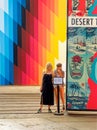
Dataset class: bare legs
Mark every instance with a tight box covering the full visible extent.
[60,86,65,106]
[39,105,51,110]
[40,104,43,110]
[37,93,52,113]
[54,87,58,105]
[54,86,65,110]
[48,105,51,109]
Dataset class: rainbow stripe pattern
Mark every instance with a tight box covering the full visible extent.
[0,0,66,85]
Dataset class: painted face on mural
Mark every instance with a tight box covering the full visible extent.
[70,55,84,79]
[68,28,85,79]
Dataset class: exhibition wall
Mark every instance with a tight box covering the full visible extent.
[0,0,66,85]
[67,0,97,110]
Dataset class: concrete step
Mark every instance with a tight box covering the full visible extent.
[0,96,40,98]
[0,93,60,114]
[0,106,57,110]
[0,110,57,114]
[0,101,40,103]
[0,94,40,96]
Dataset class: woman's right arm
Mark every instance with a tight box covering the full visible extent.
[40,71,45,92]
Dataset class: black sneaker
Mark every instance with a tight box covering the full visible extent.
[48,109,52,113]
[37,108,42,113]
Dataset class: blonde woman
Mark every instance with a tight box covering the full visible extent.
[37,63,54,113]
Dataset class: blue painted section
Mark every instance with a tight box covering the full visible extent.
[88,0,97,16]
[0,0,27,85]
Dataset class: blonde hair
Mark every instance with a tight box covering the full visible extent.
[45,62,53,72]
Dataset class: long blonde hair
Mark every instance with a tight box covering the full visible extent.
[45,62,53,73]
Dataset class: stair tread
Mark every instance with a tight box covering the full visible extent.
[0,93,63,114]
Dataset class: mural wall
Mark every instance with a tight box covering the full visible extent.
[67,0,97,110]
[0,0,66,85]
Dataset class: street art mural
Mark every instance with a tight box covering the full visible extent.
[0,0,66,85]
[67,0,97,110]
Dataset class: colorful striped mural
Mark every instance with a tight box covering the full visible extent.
[0,0,66,85]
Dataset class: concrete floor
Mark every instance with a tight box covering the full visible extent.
[0,87,97,130]
[0,113,97,130]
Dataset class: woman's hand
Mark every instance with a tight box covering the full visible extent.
[57,69,64,78]
[40,87,42,92]
[58,69,62,75]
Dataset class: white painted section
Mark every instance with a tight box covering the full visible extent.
[0,0,8,33]
[0,10,4,33]
[55,40,67,84]
[0,0,8,13]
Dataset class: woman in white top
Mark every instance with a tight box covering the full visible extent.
[54,63,65,111]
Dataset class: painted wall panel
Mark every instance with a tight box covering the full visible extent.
[0,0,66,85]
[67,0,97,111]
